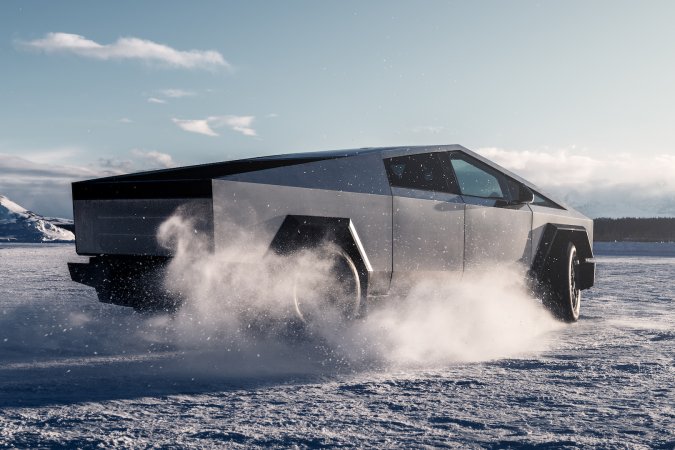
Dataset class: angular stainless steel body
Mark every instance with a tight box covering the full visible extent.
[69,144,595,308]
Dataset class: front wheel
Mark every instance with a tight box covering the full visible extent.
[293,248,362,323]
[543,242,581,322]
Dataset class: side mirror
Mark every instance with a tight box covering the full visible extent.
[514,185,534,204]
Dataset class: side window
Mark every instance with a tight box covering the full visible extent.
[384,152,458,193]
[450,157,505,199]
[532,191,564,209]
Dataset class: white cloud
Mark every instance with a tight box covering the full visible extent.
[477,147,675,218]
[147,97,166,104]
[172,118,218,137]
[20,32,230,70]
[160,88,195,98]
[213,116,257,137]
[172,115,256,137]
[131,149,177,169]
[119,117,133,123]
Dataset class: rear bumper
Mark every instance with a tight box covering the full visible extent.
[68,256,177,310]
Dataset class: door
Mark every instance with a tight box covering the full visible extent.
[385,152,465,291]
[448,154,533,270]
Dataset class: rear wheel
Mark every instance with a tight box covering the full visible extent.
[293,248,362,323]
[543,242,581,322]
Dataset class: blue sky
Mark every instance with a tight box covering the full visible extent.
[1,1,674,218]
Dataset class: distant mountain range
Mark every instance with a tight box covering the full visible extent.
[0,194,74,243]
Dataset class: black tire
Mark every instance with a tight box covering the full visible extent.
[293,248,362,323]
[543,242,581,322]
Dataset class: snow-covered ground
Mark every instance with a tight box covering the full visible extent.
[0,243,673,448]
[0,195,74,242]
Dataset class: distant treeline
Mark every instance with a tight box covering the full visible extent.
[594,218,675,242]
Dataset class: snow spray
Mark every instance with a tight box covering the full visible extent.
[154,213,562,371]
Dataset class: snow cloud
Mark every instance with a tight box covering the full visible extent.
[19,32,230,70]
[477,147,675,218]
[172,115,256,137]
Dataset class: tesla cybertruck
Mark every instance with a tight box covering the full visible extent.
[68,145,595,322]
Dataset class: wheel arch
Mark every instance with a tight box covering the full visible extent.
[531,223,595,290]
[269,215,372,290]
